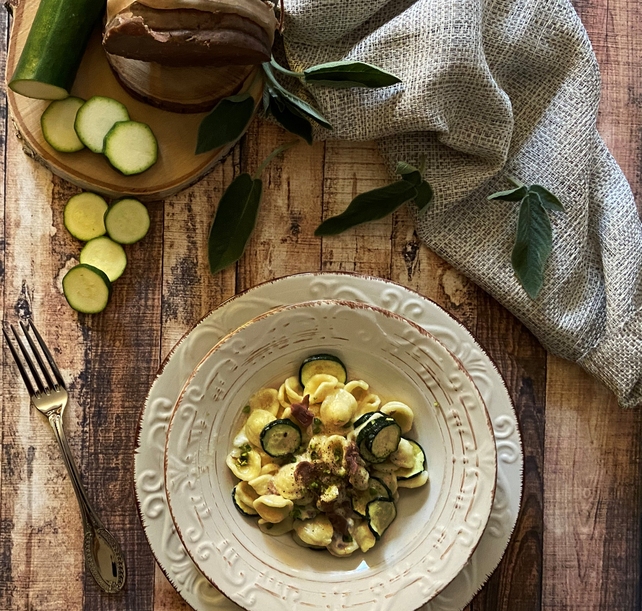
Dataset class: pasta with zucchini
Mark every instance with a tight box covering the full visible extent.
[226,354,428,556]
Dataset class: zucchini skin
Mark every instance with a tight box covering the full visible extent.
[10,0,106,99]
[299,354,347,386]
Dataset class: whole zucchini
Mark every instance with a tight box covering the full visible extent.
[9,0,106,100]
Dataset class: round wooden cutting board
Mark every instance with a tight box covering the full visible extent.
[5,0,261,202]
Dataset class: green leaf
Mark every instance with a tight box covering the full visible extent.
[196,93,255,155]
[266,92,313,144]
[511,194,553,299]
[208,173,263,274]
[529,185,564,212]
[262,63,333,130]
[414,181,434,210]
[303,61,401,88]
[488,185,528,201]
[396,161,422,186]
[315,180,417,236]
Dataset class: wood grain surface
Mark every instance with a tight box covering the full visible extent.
[1,1,641,610]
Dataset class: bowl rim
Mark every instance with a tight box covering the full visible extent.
[163,298,498,611]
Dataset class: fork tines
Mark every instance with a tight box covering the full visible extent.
[3,320,66,396]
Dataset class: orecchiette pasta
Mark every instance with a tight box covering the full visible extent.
[226,359,429,557]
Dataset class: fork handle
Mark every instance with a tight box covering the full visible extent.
[48,412,102,528]
[48,412,127,593]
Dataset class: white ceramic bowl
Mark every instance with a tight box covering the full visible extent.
[164,299,497,611]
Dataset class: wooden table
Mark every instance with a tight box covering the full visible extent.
[1,2,641,610]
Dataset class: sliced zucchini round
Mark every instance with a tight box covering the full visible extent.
[62,264,112,314]
[299,354,347,387]
[353,411,380,429]
[232,485,258,516]
[356,416,401,461]
[79,236,127,282]
[395,440,427,480]
[41,97,85,152]
[104,198,151,245]
[63,192,108,241]
[351,477,391,516]
[74,96,130,154]
[260,419,302,457]
[103,120,158,175]
[366,498,397,540]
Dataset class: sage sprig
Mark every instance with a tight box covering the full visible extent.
[208,141,297,274]
[488,178,564,299]
[270,57,401,89]
[315,160,432,236]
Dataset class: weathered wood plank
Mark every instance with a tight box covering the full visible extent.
[2,125,85,609]
[153,147,239,610]
[573,0,642,209]
[77,192,162,610]
[469,296,546,611]
[321,140,392,278]
[543,357,641,610]
[236,120,325,290]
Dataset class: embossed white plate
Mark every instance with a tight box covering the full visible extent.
[164,300,497,611]
[135,273,523,611]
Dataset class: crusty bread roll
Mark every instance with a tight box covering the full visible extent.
[103,0,277,66]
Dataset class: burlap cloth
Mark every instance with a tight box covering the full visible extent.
[281,0,642,408]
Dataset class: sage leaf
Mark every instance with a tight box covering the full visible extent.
[263,63,333,130]
[396,161,422,187]
[208,173,263,274]
[511,194,553,299]
[196,93,255,154]
[414,181,434,210]
[529,185,564,212]
[266,91,313,144]
[488,185,528,201]
[303,60,401,88]
[315,180,417,236]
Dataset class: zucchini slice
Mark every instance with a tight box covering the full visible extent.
[62,264,112,314]
[41,97,85,152]
[353,411,381,428]
[260,419,302,457]
[366,499,397,539]
[232,485,258,516]
[63,192,108,241]
[356,416,401,461]
[351,477,391,516]
[299,354,347,387]
[79,236,127,282]
[105,198,150,244]
[103,120,158,175]
[74,96,130,154]
[395,440,427,480]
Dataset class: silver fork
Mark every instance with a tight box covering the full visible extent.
[3,319,126,593]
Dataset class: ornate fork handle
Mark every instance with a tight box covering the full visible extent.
[48,409,127,593]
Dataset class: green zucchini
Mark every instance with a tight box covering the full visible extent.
[62,263,111,314]
[366,499,396,540]
[351,477,391,516]
[260,419,302,457]
[79,236,127,282]
[74,96,130,154]
[395,440,427,480]
[41,97,85,152]
[103,120,158,175]
[353,411,381,429]
[9,0,106,100]
[63,192,107,241]
[299,354,347,387]
[104,198,150,244]
[356,416,401,461]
